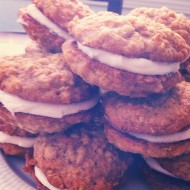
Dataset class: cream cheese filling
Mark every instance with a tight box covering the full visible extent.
[0,131,35,148]
[144,157,177,178]
[129,128,190,143]
[34,166,62,190]
[18,4,73,40]
[0,90,99,118]
[77,42,180,75]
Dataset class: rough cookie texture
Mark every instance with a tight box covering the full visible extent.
[68,12,189,62]
[158,154,190,181]
[104,124,190,158]
[33,0,93,31]
[103,81,190,135]
[25,125,132,190]
[0,52,98,104]
[128,7,190,82]
[63,40,182,97]
[129,7,190,46]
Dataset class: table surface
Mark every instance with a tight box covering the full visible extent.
[0,32,30,56]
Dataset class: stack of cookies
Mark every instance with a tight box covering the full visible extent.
[62,6,190,190]
[0,1,133,190]
[0,0,190,189]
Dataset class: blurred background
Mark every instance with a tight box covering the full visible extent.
[0,0,189,32]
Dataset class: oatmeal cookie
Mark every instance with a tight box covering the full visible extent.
[128,7,190,45]
[104,124,190,158]
[18,0,93,52]
[68,12,189,61]
[0,53,98,103]
[103,82,190,158]
[0,52,99,133]
[25,124,132,190]
[0,105,36,156]
[102,81,190,135]
[128,7,190,82]
[63,12,189,97]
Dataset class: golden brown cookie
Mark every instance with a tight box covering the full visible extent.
[0,52,99,134]
[103,82,190,158]
[32,0,93,31]
[68,12,189,61]
[0,105,36,156]
[63,12,189,97]
[128,7,190,45]
[104,125,190,158]
[103,81,190,135]
[25,124,132,190]
[18,0,93,52]
[0,53,98,103]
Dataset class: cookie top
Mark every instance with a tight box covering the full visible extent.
[129,7,190,45]
[33,125,132,190]
[0,52,98,104]
[32,0,93,31]
[103,81,190,135]
[68,11,189,62]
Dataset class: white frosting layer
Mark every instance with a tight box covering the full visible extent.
[0,90,99,118]
[21,4,73,40]
[145,157,177,178]
[0,131,35,148]
[77,42,180,75]
[129,127,190,143]
[34,166,61,190]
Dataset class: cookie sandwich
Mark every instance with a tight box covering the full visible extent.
[18,0,93,52]
[0,107,36,156]
[0,53,49,156]
[25,124,133,190]
[103,81,190,158]
[0,51,99,156]
[63,12,189,97]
